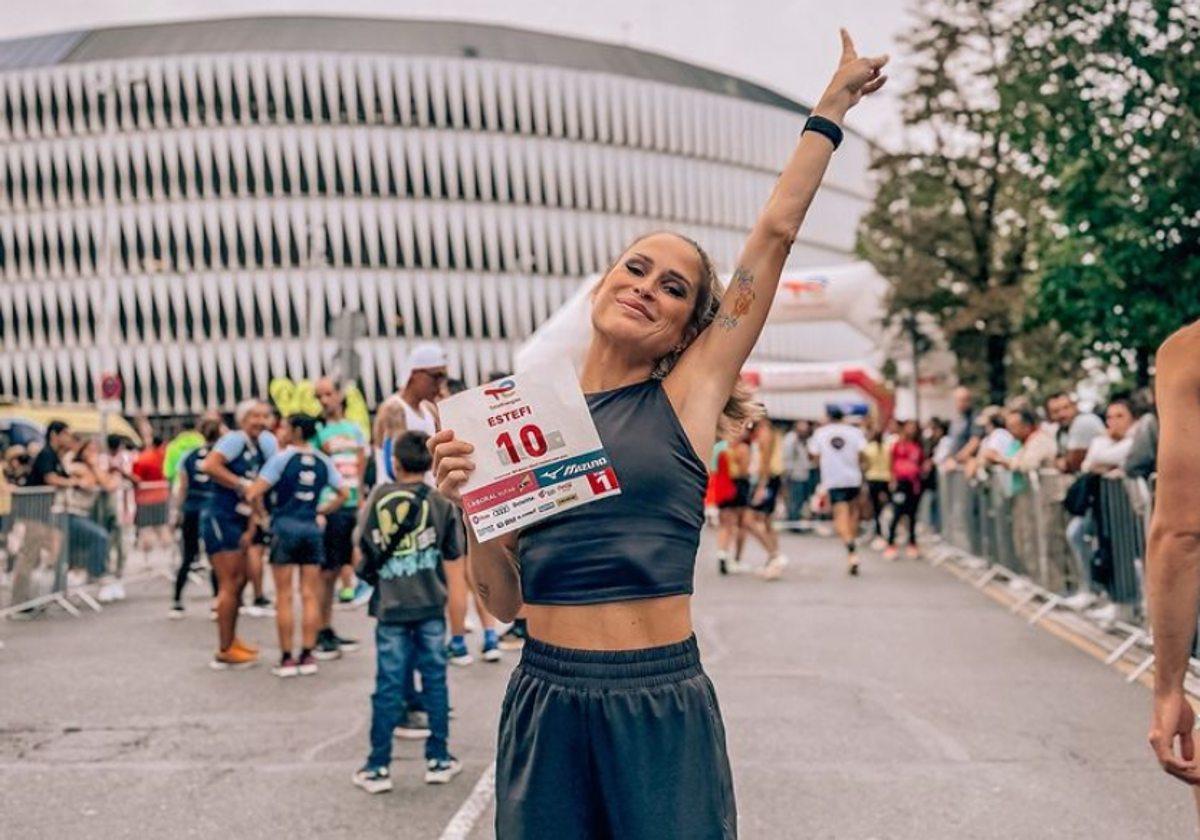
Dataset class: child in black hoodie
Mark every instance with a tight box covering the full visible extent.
[352,430,464,793]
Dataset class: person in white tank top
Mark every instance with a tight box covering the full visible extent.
[373,344,446,483]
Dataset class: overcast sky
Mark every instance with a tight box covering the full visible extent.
[0,0,917,144]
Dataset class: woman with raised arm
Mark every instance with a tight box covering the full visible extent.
[432,31,887,840]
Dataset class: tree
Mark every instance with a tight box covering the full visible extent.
[859,0,1054,405]
[1006,0,1200,386]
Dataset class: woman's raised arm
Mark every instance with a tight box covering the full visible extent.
[670,30,887,432]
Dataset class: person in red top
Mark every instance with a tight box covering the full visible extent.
[886,420,925,560]
[133,435,172,551]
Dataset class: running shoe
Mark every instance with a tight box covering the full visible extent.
[848,554,860,576]
[424,756,463,785]
[719,557,729,575]
[210,646,258,670]
[883,546,899,561]
[169,602,185,620]
[231,637,259,656]
[498,623,527,651]
[482,639,502,663]
[350,581,374,608]
[757,555,787,582]
[331,631,360,653]
[313,629,342,661]
[447,638,475,667]
[394,710,432,740]
[298,652,319,676]
[337,586,356,605]
[905,545,921,560]
[870,536,888,552]
[352,766,393,794]
[272,654,300,678]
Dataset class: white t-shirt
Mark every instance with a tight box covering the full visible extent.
[1081,434,1133,473]
[808,423,868,490]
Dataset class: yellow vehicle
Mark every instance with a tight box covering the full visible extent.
[0,400,142,451]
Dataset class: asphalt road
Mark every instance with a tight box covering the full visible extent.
[1,530,1194,839]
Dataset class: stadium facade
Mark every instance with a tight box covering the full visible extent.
[0,16,873,416]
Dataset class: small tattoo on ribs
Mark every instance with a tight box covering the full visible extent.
[717,266,756,330]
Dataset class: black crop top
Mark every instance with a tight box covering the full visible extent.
[518,378,707,605]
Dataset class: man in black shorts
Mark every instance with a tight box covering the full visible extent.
[809,407,869,575]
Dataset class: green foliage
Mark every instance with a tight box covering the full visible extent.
[1006,0,1200,384]
[858,0,1042,404]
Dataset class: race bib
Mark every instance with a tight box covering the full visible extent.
[438,361,621,541]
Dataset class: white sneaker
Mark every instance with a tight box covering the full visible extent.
[464,615,478,633]
[97,582,117,603]
[1086,603,1119,629]
[870,537,888,552]
[726,560,751,575]
[1061,592,1098,612]
[111,581,127,601]
[425,757,463,785]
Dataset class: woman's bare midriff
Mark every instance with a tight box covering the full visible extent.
[523,595,693,651]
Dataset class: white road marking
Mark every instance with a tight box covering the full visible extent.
[438,761,496,840]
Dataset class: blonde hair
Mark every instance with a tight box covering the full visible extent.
[600,232,763,437]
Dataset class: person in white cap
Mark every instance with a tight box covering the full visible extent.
[373,344,448,483]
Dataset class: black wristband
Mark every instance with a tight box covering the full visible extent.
[802,114,843,150]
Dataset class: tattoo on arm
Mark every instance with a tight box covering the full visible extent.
[717,266,756,330]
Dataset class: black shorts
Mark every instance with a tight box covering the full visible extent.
[828,486,862,506]
[321,509,357,570]
[270,531,324,566]
[718,478,751,510]
[203,513,249,556]
[496,635,736,839]
[750,476,782,515]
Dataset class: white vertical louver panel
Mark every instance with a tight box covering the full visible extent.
[214,57,234,126]
[71,348,90,404]
[444,61,465,130]
[149,345,168,412]
[232,342,252,404]
[271,271,291,337]
[393,201,416,270]
[564,71,583,140]
[249,338,269,403]
[481,276,503,348]
[0,283,16,351]
[462,274,483,339]
[235,270,256,340]
[168,276,187,348]
[132,274,153,343]
[530,69,550,137]
[8,352,26,402]
[422,132,444,200]
[462,61,482,130]
[516,271,536,339]
[313,270,334,331]
[216,342,236,404]
[376,270,398,338]
[463,203,484,272]
[339,56,359,124]
[324,196,344,268]
[369,130,390,199]
[166,344,184,412]
[393,272,416,342]
[361,200,381,268]
[248,55,268,125]
[373,341,394,402]
[267,342,287,397]
[428,60,449,128]
[494,63,515,134]
[187,270,207,344]
[481,203,502,274]
[217,272,240,341]
[200,271,222,340]
[27,348,46,402]
[25,280,45,348]
[320,56,341,125]
[546,70,565,138]
[440,133,461,201]
[446,202,468,272]
[413,272,435,340]
[410,60,431,128]
[359,270,380,336]
[512,65,533,135]
[343,196,362,267]
[285,339,306,382]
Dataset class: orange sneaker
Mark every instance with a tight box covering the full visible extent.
[210,645,258,670]
[231,637,258,655]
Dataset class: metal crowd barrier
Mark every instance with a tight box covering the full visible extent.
[934,466,1152,625]
[1,480,179,620]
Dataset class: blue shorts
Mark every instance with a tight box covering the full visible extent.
[271,530,325,566]
[203,514,249,556]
